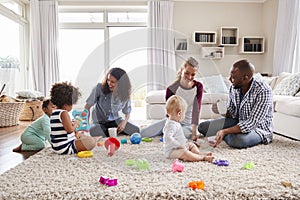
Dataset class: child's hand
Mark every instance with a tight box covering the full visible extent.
[72,119,80,128]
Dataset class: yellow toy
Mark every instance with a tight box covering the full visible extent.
[77,150,93,158]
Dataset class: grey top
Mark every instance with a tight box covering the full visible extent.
[86,83,132,123]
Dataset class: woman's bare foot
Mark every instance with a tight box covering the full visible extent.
[13,144,22,152]
[205,152,213,156]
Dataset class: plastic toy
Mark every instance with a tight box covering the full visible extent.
[97,141,104,147]
[243,162,254,169]
[77,150,93,158]
[142,137,153,142]
[104,137,121,156]
[136,159,149,170]
[125,159,136,166]
[99,176,118,187]
[281,181,292,187]
[172,159,184,172]
[188,181,205,190]
[72,109,90,132]
[160,137,163,142]
[130,133,142,144]
[120,138,127,144]
[213,159,229,166]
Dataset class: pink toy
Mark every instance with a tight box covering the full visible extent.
[104,137,120,156]
[99,176,118,187]
[172,159,184,172]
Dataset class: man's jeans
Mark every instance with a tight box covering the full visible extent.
[198,117,262,148]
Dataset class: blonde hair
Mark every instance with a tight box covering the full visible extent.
[176,57,199,80]
[166,95,187,116]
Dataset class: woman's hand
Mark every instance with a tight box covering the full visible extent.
[117,121,127,134]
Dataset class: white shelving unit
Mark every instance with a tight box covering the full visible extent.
[240,36,265,54]
[174,38,188,52]
[193,31,217,44]
[201,46,224,59]
[219,27,239,46]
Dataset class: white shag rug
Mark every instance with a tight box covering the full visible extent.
[0,134,299,200]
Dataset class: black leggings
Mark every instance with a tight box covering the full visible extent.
[89,118,140,137]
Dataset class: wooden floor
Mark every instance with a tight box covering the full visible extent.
[0,121,37,175]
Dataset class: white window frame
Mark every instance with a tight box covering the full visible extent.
[58,2,147,71]
[0,0,30,88]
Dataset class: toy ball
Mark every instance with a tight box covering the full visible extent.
[130,133,142,144]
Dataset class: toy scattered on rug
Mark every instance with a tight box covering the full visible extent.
[125,158,150,170]
[72,109,90,132]
[160,137,163,142]
[130,133,142,144]
[172,159,184,172]
[188,180,205,190]
[105,137,121,156]
[281,181,292,187]
[120,138,128,144]
[77,150,93,158]
[142,137,153,142]
[213,159,229,166]
[99,176,118,187]
[242,162,254,170]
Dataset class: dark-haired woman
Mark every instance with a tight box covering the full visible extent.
[85,68,140,137]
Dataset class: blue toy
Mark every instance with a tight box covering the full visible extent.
[130,133,142,144]
[213,159,229,166]
[72,109,90,132]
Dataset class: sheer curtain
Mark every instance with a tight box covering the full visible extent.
[147,0,176,92]
[30,0,60,96]
[273,0,300,75]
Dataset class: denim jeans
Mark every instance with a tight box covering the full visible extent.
[198,117,262,148]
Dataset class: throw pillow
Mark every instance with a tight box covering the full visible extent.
[198,74,229,94]
[273,73,300,96]
[16,90,43,99]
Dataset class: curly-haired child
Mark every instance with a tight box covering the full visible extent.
[50,82,97,154]
[163,95,214,162]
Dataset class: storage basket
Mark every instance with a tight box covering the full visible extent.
[0,102,25,127]
[19,100,44,121]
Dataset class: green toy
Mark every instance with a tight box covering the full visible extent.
[142,137,153,142]
[243,162,254,170]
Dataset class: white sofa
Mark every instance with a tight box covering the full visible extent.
[145,72,300,140]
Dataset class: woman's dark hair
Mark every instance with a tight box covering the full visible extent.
[42,99,51,109]
[50,82,81,108]
[101,68,131,101]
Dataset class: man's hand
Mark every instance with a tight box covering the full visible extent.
[209,130,225,148]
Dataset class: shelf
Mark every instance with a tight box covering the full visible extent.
[193,31,217,44]
[201,46,224,59]
[219,27,239,46]
[240,36,265,54]
[174,38,188,52]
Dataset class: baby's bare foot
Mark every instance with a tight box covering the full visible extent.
[204,156,214,162]
[206,152,213,156]
[13,144,22,152]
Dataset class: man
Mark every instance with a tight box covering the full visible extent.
[197,59,273,148]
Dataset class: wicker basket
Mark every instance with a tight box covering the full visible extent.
[0,102,25,127]
[19,100,44,121]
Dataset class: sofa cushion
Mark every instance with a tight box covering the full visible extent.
[273,73,300,96]
[145,90,165,104]
[275,98,300,117]
[198,74,229,94]
[202,93,228,104]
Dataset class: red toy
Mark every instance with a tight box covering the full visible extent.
[104,137,120,156]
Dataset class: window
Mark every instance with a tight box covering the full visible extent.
[58,4,148,111]
[0,0,28,96]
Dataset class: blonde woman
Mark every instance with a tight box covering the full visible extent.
[141,57,203,140]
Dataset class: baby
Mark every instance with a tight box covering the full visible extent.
[163,95,214,162]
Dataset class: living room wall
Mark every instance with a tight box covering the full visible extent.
[173,0,278,77]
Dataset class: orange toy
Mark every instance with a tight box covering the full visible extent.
[188,181,205,190]
[104,137,120,156]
